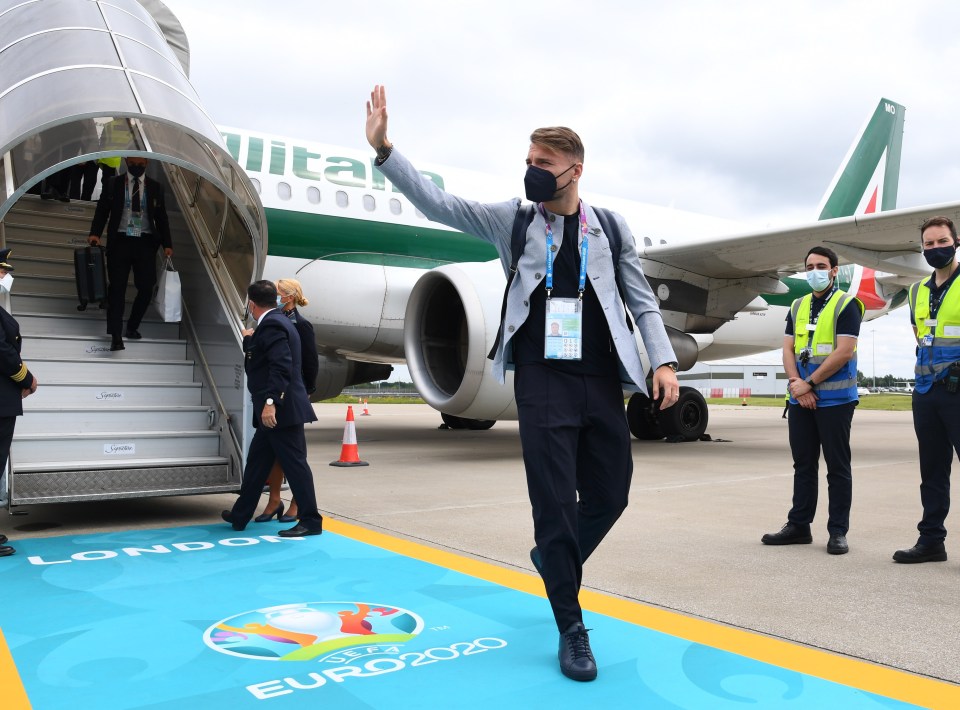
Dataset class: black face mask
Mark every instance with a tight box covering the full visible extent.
[524,164,575,203]
[127,164,146,178]
[923,244,958,269]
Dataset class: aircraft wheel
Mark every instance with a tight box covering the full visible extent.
[658,387,709,442]
[626,393,664,440]
[464,418,496,430]
[440,412,468,429]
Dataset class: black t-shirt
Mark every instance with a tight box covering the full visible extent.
[512,213,618,374]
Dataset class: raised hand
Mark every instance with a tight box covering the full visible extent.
[365,84,391,150]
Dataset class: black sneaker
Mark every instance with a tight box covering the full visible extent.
[530,546,543,578]
[827,533,849,555]
[761,522,813,545]
[892,542,947,563]
[558,622,597,682]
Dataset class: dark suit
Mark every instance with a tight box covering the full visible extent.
[89,173,172,335]
[0,307,34,473]
[285,307,318,395]
[230,309,322,530]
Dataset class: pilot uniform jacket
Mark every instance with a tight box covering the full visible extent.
[89,173,172,249]
[244,309,317,428]
[0,306,33,418]
[377,150,676,395]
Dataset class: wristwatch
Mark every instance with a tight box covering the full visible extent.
[265,398,275,406]
[804,376,816,388]
[662,361,679,372]
[374,143,393,166]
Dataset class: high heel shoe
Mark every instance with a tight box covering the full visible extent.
[279,510,298,523]
[254,503,284,523]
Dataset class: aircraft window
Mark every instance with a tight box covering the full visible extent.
[643,237,652,247]
[389,198,402,215]
[660,239,667,245]
[336,190,349,208]
[362,194,376,212]
[249,178,261,194]
[277,182,291,200]
[306,186,321,204]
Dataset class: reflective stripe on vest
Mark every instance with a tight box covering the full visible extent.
[909,278,960,386]
[791,290,863,397]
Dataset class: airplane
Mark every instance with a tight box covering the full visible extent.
[220,97,918,441]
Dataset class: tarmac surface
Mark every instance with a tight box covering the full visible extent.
[4,402,957,688]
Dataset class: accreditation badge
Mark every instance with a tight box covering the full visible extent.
[544,297,582,360]
[126,214,143,237]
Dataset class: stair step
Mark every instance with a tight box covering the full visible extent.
[15,273,136,298]
[4,237,90,260]
[11,293,152,317]
[7,254,76,277]
[10,459,235,504]
[12,430,221,463]
[16,312,179,338]
[29,357,195,382]
[22,334,187,360]
[16,406,213,434]
[24,381,202,406]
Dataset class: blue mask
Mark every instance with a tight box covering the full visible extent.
[923,245,957,269]
[276,295,283,307]
[806,269,832,292]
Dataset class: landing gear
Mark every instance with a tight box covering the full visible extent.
[626,386,709,442]
[440,413,496,430]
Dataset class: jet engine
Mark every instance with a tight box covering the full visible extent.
[403,261,517,422]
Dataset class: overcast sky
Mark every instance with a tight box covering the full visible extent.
[160,0,960,379]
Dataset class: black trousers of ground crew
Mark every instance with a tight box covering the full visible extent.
[911,383,960,546]
[787,400,857,535]
[515,363,633,632]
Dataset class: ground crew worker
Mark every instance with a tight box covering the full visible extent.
[96,118,135,191]
[763,246,863,555]
[893,215,960,564]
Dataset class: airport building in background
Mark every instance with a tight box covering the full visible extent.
[678,361,787,398]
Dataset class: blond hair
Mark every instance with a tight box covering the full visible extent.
[276,278,308,307]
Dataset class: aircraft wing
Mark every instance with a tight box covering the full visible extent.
[638,201,960,334]
[641,201,960,280]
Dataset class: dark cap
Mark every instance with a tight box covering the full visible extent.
[0,248,14,271]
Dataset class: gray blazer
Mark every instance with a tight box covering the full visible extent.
[378,150,677,395]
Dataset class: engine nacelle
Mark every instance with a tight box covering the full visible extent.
[404,261,518,420]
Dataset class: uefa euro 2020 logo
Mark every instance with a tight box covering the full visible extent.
[204,601,424,661]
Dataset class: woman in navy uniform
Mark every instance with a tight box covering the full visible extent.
[0,249,38,557]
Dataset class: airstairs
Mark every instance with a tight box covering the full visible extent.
[4,194,238,504]
[0,0,268,506]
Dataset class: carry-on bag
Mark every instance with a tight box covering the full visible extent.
[74,246,107,311]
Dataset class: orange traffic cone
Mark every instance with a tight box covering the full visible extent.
[741,397,748,406]
[330,406,369,467]
[361,399,371,416]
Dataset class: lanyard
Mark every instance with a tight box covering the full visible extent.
[808,284,837,326]
[540,201,588,299]
[124,177,144,212]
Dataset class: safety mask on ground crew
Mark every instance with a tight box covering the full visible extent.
[524,164,575,203]
[805,269,832,292]
[923,244,957,269]
[0,273,13,294]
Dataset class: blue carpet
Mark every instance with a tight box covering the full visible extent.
[0,525,921,709]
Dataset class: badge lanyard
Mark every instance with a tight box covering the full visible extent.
[541,201,588,299]
[540,201,588,361]
[124,177,146,237]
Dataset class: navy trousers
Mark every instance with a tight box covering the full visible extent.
[787,400,857,535]
[515,364,632,632]
[911,384,960,545]
[231,423,323,531]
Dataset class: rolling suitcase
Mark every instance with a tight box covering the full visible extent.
[74,246,107,311]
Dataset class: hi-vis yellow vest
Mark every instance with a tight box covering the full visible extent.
[790,290,863,404]
[909,277,960,393]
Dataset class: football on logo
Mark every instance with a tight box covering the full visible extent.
[204,601,423,661]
